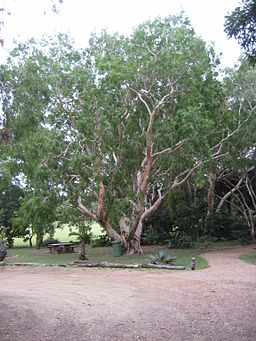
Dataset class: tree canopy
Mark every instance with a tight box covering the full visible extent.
[1,14,255,251]
[225,0,256,65]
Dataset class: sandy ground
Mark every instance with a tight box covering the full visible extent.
[0,246,256,341]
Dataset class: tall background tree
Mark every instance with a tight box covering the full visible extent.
[225,0,256,65]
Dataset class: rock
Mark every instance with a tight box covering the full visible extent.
[0,240,7,261]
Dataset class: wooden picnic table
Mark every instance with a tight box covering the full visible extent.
[47,242,78,254]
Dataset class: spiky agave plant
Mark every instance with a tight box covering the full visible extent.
[147,250,176,265]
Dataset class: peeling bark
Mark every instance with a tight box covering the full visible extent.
[206,173,217,222]
[125,88,168,254]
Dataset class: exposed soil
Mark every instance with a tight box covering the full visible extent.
[0,246,256,341]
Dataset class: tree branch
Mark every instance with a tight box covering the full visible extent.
[141,188,165,222]
[77,196,97,221]
[216,175,245,212]
[245,172,256,209]
[171,161,202,190]
[97,180,106,223]
[152,139,187,157]
[211,105,256,157]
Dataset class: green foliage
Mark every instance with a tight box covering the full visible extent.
[166,229,193,249]
[69,222,92,245]
[69,222,92,260]
[0,13,254,248]
[205,212,247,241]
[141,226,165,245]
[0,226,13,248]
[0,185,24,247]
[0,15,225,221]
[225,0,256,65]
[91,234,112,248]
[12,191,58,248]
[142,206,171,245]
[168,190,207,240]
[147,250,176,265]
[230,222,253,245]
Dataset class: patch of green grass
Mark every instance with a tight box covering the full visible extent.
[13,222,103,247]
[6,247,78,265]
[5,245,208,269]
[86,245,208,269]
[239,252,256,265]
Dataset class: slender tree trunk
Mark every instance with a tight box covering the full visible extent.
[36,233,43,249]
[206,173,216,224]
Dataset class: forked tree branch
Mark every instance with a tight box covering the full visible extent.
[171,161,202,190]
[77,196,97,221]
[216,175,245,212]
[211,105,256,156]
[141,188,165,222]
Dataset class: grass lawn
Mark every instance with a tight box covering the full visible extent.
[13,222,103,247]
[239,251,256,265]
[5,245,208,269]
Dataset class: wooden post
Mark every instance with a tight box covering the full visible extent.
[191,257,196,270]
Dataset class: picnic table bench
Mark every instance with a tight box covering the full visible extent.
[47,242,78,254]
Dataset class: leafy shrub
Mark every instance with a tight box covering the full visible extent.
[91,234,112,248]
[195,235,213,249]
[142,206,171,245]
[141,226,167,245]
[0,226,14,248]
[69,224,92,245]
[231,223,252,245]
[167,229,193,248]
[147,250,176,264]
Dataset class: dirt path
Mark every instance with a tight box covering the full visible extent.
[0,246,256,341]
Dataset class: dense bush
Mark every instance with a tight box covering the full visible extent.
[142,206,171,245]
[230,222,253,245]
[141,226,169,245]
[166,229,193,248]
[206,212,252,244]
[91,234,112,248]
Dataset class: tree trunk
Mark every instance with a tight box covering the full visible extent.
[127,221,143,254]
[250,221,255,242]
[206,173,216,224]
[79,241,88,260]
[36,234,43,249]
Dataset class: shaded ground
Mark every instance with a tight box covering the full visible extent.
[0,246,256,341]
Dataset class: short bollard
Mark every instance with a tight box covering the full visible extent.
[191,257,196,270]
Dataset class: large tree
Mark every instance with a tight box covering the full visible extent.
[1,15,251,253]
[206,62,256,240]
